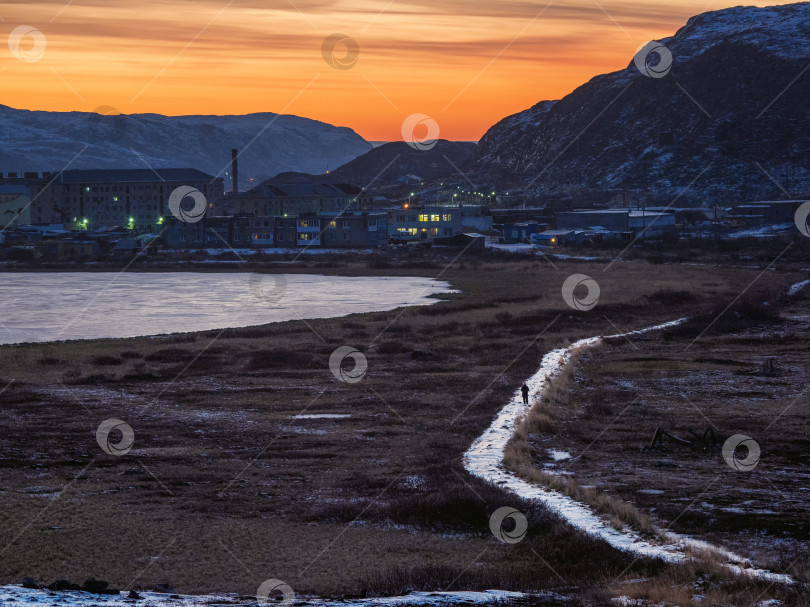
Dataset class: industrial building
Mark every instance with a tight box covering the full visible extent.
[503,222,543,243]
[166,212,389,249]
[727,200,807,226]
[556,208,676,237]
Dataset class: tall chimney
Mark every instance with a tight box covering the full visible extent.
[231,148,239,194]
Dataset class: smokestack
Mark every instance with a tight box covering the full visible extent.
[231,148,239,194]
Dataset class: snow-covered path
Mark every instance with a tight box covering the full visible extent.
[463,319,794,584]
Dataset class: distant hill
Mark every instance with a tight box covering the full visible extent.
[475,2,810,205]
[267,140,477,187]
[0,105,372,190]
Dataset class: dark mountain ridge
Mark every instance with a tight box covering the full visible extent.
[266,140,476,187]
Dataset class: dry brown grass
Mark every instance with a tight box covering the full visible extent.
[610,559,810,607]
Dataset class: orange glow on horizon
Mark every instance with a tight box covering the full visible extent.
[0,0,787,141]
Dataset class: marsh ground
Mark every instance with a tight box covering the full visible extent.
[0,252,806,605]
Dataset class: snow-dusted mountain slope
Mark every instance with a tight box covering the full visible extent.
[0,105,372,188]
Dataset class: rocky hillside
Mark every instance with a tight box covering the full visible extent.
[0,105,371,190]
[475,2,810,205]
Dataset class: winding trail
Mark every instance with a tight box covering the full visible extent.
[464,319,794,584]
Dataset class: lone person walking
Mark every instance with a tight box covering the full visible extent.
[521,383,530,405]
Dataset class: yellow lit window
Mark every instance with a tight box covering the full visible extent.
[430,214,440,222]
[419,214,429,222]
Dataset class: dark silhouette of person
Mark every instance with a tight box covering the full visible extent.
[521,383,530,405]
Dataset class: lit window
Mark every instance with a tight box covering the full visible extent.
[430,214,440,222]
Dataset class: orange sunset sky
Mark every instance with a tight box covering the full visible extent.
[0,0,788,141]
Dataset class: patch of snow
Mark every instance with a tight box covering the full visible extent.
[486,243,535,253]
[548,449,571,462]
[292,413,351,420]
[788,280,810,296]
[403,475,427,489]
[726,224,794,239]
[548,254,605,261]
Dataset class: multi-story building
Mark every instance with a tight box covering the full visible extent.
[231,216,276,247]
[11,169,224,232]
[0,173,57,225]
[389,206,463,241]
[232,183,372,217]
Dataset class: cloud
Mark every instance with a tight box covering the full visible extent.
[1,0,782,140]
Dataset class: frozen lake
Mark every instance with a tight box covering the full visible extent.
[0,272,455,345]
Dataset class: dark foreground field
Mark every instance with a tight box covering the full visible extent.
[0,252,807,605]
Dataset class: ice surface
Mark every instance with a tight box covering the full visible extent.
[0,273,455,345]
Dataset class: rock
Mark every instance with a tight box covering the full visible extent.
[48,580,81,591]
[22,577,38,589]
[411,350,435,360]
[82,578,109,593]
[128,590,142,600]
